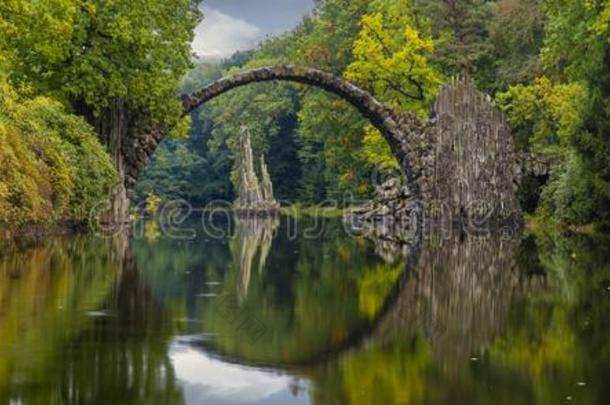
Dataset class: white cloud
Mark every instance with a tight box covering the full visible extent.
[192,7,263,60]
[170,341,298,403]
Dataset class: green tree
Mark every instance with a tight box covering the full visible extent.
[345,0,441,113]
[413,0,496,88]
[542,0,610,228]
[0,76,116,227]
[489,0,545,90]
[498,0,610,227]
[497,76,588,154]
[0,0,199,124]
[341,0,441,183]
[0,0,200,223]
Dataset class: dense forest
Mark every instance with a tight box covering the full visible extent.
[1,0,609,230]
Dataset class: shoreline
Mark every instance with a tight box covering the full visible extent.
[0,221,87,242]
[0,211,605,243]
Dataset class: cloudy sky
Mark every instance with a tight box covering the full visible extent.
[192,0,315,61]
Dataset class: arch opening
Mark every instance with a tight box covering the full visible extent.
[177,65,418,192]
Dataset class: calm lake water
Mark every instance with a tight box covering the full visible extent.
[0,215,609,404]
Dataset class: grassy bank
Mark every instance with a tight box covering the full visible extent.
[280,205,349,218]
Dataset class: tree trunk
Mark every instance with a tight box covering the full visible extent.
[72,98,132,224]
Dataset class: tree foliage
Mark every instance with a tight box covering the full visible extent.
[0,0,201,229]
[135,63,235,206]
[498,0,610,228]
[0,0,200,124]
[0,76,117,227]
[412,0,495,86]
[345,0,441,113]
[498,76,589,153]
[489,0,545,90]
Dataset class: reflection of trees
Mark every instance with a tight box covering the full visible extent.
[204,220,531,369]
[233,215,279,303]
[487,232,610,404]
[0,234,184,404]
[344,214,418,264]
[185,221,609,404]
[74,218,607,405]
[339,337,431,405]
[56,242,183,404]
[131,222,231,307]
[0,236,118,402]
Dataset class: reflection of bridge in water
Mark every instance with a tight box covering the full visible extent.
[369,233,548,364]
[194,218,549,370]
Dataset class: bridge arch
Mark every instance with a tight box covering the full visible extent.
[120,67,521,230]
[178,65,418,190]
[120,65,426,223]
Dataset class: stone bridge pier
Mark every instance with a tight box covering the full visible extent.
[357,77,525,233]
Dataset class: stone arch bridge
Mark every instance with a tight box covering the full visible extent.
[117,65,534,225]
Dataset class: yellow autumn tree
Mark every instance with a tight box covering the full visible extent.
[345,0,442,114]
[345,0,442,172]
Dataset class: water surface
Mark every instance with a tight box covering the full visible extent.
[0,216,609,404]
